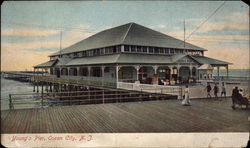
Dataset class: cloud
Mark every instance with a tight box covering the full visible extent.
[192,12,249,33]
[1,49,54,71]
[1,40,73,52]
[2,28,60,37]
[151,24,167,29]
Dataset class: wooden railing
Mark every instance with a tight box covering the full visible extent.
[117,82,182,99]
[8,89,170,110]
[32,75,117,88]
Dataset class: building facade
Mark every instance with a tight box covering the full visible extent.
[34,23,231,88]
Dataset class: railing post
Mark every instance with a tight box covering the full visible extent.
[9,94,13,110]
[41,82,44,108]
[102,89,105,104]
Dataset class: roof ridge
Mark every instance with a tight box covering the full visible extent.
[121,23,133,43]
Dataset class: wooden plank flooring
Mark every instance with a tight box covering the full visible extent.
[1,98,249,133]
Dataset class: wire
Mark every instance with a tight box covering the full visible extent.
[185,1,226,42]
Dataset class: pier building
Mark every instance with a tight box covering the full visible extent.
[34,23,230,90]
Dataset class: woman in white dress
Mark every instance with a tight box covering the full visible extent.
[182,85,191,106]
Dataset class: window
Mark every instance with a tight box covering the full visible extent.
[79,67,88,76]
[73,52,78,57]
[170,49,174,54]
[104,67,110,73]
[149,47,154,53]
[105,48,109,54]
[89,50,93,56]
[137,46,142,52]
[100,48,104,55]
[124,45,130,52]
[82,51,87,57]
[131,46,136,52]
[159,48,164,54]
[109,47,113,54]
[154,47,159,53]
[92,67,101,77]
[142,46,147,53]
[116,46,121,53]
[112,46,117,53]
[165,48,169,54]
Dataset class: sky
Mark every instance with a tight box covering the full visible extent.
[1,1,249,71]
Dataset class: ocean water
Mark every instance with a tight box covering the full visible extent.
[1,69,249,110]
[213,69,250,78]
[1,77,35,110]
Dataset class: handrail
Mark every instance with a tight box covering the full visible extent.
[8,89,170,110]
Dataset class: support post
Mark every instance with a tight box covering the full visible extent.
[101,65,105,87]
[217,66,220,79]
[226,65,229,78]
[116,65,119,88]
[41,82,44,108]
[88,66,91,85]
[36,81,39,93]
[102,89,105,104]
[9,94,13,110]
[136,65,140,81]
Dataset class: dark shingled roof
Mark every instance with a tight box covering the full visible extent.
[51,23,206,56]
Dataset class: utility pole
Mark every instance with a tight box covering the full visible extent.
[60,31,62,55]
[184,20,186,49]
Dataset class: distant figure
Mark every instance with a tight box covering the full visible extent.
[206,84,212,98]
[221,82,226,97]
[213,84,219,98]
[231,86,239,110]
[182,85,191,106]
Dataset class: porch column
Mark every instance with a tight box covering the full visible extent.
[177,65,180,78]
[67,67,70,76]
[217,66,220,77]
[88,66,91,85]
[135,66,140,81]
[101,65,105,87]
[153,65,158,74]
[169,66,172,82]
[189,65,193,78]
[116,65,119,83]
[226,65,229,78]
[76,67,80,76]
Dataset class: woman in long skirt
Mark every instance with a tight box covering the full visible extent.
[182,85,191,106]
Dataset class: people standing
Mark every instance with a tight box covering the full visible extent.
[182,85,191,106]
[213,84,219,99]
[221,82,226,97]
[231,86,239,110]
[206,83,212,98]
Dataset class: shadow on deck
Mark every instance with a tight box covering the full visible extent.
[1,97,249,133]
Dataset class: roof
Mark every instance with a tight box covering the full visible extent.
[34,60,56,68]
[35,54,230,68]
[65,54,199,66]
[55,58,72,67]
[198,64,213,70]
[191,56,231,65]
[51,23,206,56]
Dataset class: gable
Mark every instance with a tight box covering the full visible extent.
[175,56,199,64]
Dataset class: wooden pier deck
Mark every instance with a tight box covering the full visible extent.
[1,98,249,133]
